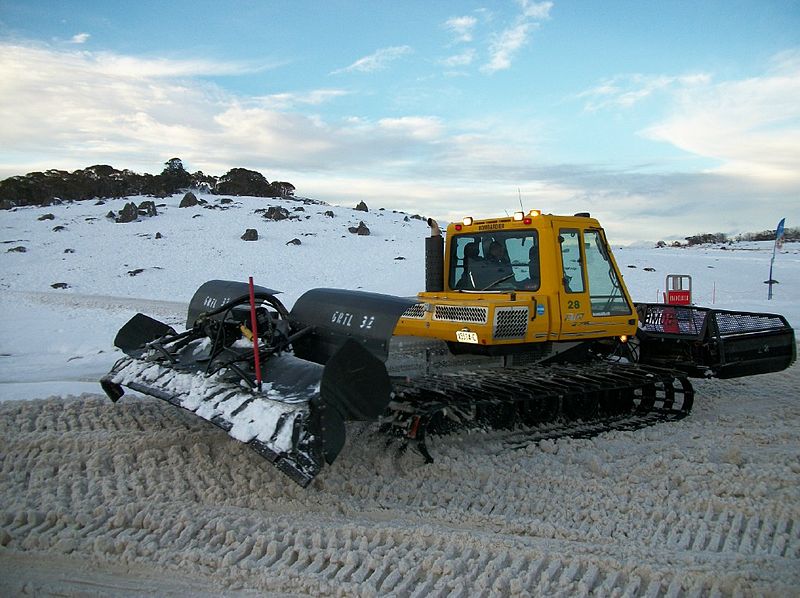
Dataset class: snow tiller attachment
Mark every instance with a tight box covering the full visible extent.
[101,280,414,487]
[635,303,796,378]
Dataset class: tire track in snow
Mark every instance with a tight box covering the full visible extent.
[1,365,799,595]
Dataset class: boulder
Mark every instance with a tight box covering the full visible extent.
[7,246,26,253]
[38,213,55,221]
[241,229,259,241]
[348,221,370,236]
[116,202,139,223]
[324,210,335,218]
[50,282,69,289]
[155,232,162,239]
[52,225,66,232]
[179,191,199,207]
[286,238,301,246]
[263,206,290,221]
[138,200,158,217]
[354,201,369,212]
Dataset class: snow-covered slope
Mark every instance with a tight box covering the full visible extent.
[0,195,798,595]
[0,194,430,400]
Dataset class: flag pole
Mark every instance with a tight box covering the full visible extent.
[768,217,786,300]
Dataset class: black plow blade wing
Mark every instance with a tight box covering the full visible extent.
[101,319,396,487]
[101,354,323,487]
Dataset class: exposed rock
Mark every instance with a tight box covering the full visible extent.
[116,202,139,223]
[627,265,637,269]
[293,206,305,212]
[106,211,116,220]
[52,225,66,232]
[38,213,55,221]
[7,246,26,253]
[64,248,75,253]
[155,232,162,239]
[219,197,234,205]
[643,267,656,272]
[127,268,145,277]
[263,206,290,221]
[95,200,106,206]
[192,214,202,219]
[50,282,69,289]
[286,238,301,246]
[138,200,158,217]
[324,210,335,218]
[394,256,406,260]
[354,201,369,212]
[403,216,410,222]
[410,214,424,220]
[348,221,370,236]
[179,191,199,208]
[241,229,259,241]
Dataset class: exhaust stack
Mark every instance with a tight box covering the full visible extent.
[425,218,444,292]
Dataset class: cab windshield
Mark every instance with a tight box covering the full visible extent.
[449,230,540,292]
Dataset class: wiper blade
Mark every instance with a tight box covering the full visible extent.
[481,273,514,291]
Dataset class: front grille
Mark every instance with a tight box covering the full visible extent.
[493,307,529,339]
[402,303,426,319]
[433,305,489,324]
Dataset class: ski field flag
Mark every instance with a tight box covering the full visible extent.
[767,217,786,300]
[775,217,786,249]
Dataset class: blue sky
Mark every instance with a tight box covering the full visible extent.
[1,0,798,242]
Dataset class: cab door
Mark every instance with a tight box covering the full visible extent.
[557,228,592,338]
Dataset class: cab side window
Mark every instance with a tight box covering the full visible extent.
[559,229,585,293]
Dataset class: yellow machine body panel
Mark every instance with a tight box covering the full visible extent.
[394,212,637,347]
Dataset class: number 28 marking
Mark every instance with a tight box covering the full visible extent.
[567,300,581,309]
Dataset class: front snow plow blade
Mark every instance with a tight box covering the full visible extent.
[100,281,414,487]
[636,304,796,378]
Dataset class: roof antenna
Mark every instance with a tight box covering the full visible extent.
[518,187,524,212]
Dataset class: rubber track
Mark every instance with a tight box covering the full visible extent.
[389,362,693,450]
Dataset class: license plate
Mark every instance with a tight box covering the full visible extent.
[456,330,479,344]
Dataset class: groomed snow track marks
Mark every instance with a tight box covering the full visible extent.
[2,366,800,596]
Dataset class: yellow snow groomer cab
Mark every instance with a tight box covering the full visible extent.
[394,211,638,351]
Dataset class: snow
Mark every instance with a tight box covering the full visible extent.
[0,194,798,595]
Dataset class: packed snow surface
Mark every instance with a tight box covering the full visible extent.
[0,194,798,595]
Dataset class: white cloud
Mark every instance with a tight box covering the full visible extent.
[70,32,90,44]
[641,52,800,181]
[255,89,350,109]
[483,22,532,73]
[482,1,552,74]
[517,0,553,19]
[331,46,412,75]
[378,116,444,140]
[444,16,477,42]
[578,73,711,111]
[440,49,476,68]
